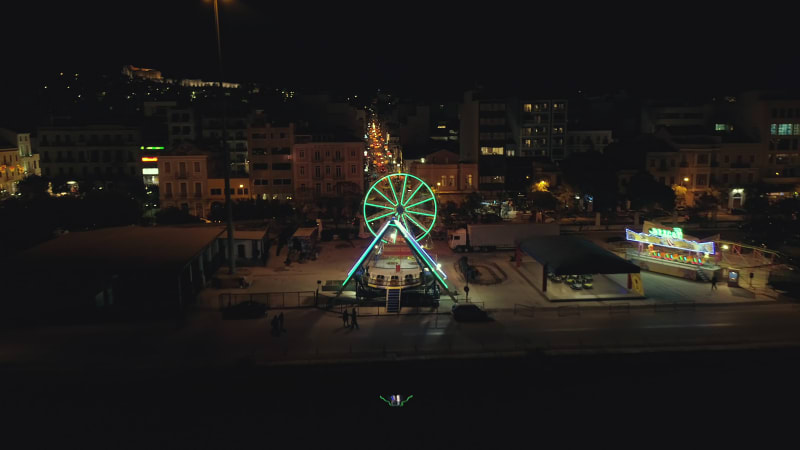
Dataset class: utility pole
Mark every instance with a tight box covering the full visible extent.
[213,0,235,274]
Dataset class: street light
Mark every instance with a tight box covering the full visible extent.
[210,0,235,275]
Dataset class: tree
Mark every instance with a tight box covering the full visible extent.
[625,171,676,211]
[464,192,483,214]
[528,191,558,211]
[560,151,619,212]
[156,207,203,225]
[16,175,50,201]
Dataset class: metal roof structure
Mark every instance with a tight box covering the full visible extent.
[520,236,640,275]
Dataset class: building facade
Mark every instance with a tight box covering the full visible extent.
[201,115,248,176]
[407,150,477,204]
[518,100,568,160]
[37,125,142,189]
[157,149,250,218]
[168,108,197,150]
[292,138,364,201]
[247,120,295,200]
[564,130,612,157]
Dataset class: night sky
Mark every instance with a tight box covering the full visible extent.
[3,2,799,100]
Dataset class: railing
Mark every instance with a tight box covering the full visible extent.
[513,304,536,317]
[654,301,696,312]
[194,192,203,198]
[218,291,317,310]
[175,173,188,179]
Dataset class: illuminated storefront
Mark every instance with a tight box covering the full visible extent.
[625,221,720,280]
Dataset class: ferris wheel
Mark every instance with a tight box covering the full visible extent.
[363,173,437,242]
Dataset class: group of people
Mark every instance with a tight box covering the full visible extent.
[271,312,285,336]
[342,308,359,330]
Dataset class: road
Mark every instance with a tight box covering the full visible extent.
[3,303,800,371]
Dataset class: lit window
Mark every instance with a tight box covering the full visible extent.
[715,123,727,131]
[524,104,532,112]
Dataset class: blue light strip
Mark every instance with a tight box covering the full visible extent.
[625,229,715,254]
[342,219,394,286]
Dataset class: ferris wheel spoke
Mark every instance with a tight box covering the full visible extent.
[387,177,399,205]
[405,196,434,209]
[403,213,427,234]
[372,187,396,206]
[403,183,424,207]
[406,210,436,217]
[399,175,408,205]
[364,202,395,211]
[367,211,395,223]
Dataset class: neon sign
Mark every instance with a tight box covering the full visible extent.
[626,229,715,255]
[648,227,683,240]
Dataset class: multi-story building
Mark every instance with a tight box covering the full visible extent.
[518,100,568,159]
[407,149,477,204]
[0,147,23,197]
[157,145,250,218]
[247,118,295,200]
[292,136,364,201]
[564,129,612,157]
[0,129,41,180]
[746,93,800,199]
[459,91,516,194]
[37,125,142,189]
[167,108,197,149]
[201,114,248,176]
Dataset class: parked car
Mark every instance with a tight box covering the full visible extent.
[569,282,583,290]
[451,303,491,322]
[222,301,268,320]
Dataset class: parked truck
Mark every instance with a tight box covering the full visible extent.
[448,223,559,252]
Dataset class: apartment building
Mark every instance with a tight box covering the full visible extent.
[292,136,364,201]
[157,146,250,218]
[518,100,568,159]
[247,119,295,200]
[407,149,477,204]
[37,125,142,188]
[201,114,248,176]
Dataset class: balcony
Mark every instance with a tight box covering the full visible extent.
[179,193,188,199]
[730,162,751,169]
[333,156,345,162]
[312,174,323,180]
[165,193,173,199]
[679,162,689,168]
[194,192,203,198]
[175,172,188,179]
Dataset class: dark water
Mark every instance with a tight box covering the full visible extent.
[4,349,800,447]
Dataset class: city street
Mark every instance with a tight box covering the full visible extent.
[3,301,800,371]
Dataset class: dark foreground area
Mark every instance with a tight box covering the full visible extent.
[4,348,800,447]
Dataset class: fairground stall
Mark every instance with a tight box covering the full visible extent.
[625,221,721,281]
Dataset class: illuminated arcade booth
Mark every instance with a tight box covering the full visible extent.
[625,221,720,281]
[339,173,451,312]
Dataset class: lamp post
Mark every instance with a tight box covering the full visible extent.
[211,0,235,275]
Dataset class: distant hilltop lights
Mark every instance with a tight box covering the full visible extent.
[121,65,240,89]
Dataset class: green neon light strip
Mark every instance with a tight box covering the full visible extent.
[373,186,396,206]
[403,213,427,234]
[406,210,436,217]
[367,211,395,223]
[387,176,399,205]
[365,202,395,211]
[403,183,424,206]
[342,220,393,286]
[379,395,414,407]
[405,196,434,209]
[400,175,408,205]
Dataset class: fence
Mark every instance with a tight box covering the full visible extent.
[514,304,536,317]
[557,305,581,317]
[218,291,317,310]
[609,303,631,314]
[327,302,443,317]
[654,301,696,312]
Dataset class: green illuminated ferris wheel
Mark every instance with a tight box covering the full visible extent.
[363,173,437,242]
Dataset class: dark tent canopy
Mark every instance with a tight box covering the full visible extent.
[520,236,640,275]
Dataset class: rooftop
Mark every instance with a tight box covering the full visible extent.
[520,236,640,275]
[13,225,225,274]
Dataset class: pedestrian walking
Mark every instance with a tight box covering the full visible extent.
[710,275,718,291]
[271,315,279,336]
[279,312,285,332]
[351,307,359,330]
[342,309,349,328]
